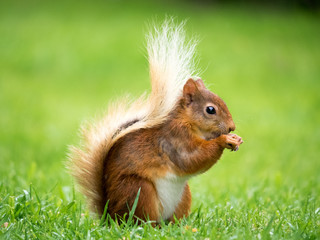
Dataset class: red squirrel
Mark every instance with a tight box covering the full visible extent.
[69,21,243,224]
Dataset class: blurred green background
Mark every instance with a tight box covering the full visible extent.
[0,0,319,237]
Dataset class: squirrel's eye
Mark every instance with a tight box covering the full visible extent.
[206,106,216,115]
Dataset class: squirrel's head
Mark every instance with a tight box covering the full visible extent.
[181,78,235,140]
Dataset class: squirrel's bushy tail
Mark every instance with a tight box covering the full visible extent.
[147,20,198,120]
[69,19,199,214]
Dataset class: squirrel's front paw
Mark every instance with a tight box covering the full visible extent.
[223,134,243,151]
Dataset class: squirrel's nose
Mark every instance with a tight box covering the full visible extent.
[228,122,236,133]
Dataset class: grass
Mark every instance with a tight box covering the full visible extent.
[0,0,320,239]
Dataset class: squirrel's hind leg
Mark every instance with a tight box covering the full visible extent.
[107,175,161,225]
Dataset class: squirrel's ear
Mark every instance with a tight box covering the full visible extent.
[183,78,200,105]
[195,78,206,89]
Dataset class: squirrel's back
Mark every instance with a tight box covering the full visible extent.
[68,20,199,214]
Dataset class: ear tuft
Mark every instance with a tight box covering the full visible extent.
[183,78,199,105]
[195,78,206,89]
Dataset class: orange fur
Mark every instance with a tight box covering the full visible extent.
[98,78,242,222]
[69,21,243,224]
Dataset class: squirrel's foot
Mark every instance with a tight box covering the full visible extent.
[223,134,243,151]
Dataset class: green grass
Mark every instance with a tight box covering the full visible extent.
[1,0,320,239]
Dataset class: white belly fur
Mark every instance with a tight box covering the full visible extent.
[155,173,189,221]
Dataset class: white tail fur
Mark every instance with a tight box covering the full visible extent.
[147,20,199,119]
[68,19,199,213]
